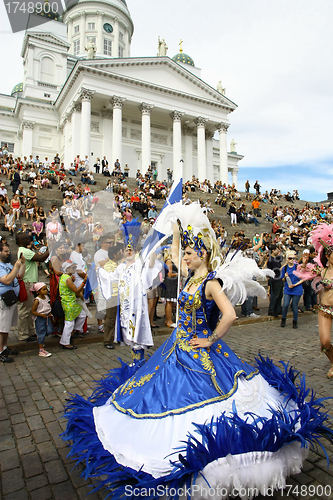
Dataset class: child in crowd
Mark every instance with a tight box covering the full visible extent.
[30,282,53,357]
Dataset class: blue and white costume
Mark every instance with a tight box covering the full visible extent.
[64,206,333,499]
[64,272,333,499]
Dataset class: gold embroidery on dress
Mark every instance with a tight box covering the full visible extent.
[129,320,135,339]
[120,371,156,395]
[131,349,141,360]
[200,349,224,395]
[200,350,216,376]
[112,368,259,418]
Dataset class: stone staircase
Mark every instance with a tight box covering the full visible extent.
[0,172,314,260]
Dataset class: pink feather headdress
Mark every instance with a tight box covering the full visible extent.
[310,223,333,254]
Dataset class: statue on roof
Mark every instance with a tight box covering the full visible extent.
[230,139,237,152]
[85,38,96,59]
[217,81,226,95]
[157,37,168,57]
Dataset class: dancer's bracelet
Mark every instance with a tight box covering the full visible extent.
[207,330,220,344]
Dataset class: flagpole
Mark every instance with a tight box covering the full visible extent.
[175,159,184,327]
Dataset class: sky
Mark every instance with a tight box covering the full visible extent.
[1,0,333,202]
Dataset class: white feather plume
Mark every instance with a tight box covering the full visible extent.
[154,202,274,305]
[215,252,274,305]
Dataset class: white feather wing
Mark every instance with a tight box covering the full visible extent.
[215,253,274,306]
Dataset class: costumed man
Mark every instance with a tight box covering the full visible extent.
[98,219,163,361]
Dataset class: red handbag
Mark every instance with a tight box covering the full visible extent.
[17,278,28,302]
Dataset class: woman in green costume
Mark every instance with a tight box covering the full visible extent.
[59,260,86,350]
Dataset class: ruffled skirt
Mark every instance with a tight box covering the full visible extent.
[63,338,333,499]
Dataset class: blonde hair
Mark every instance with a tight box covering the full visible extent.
[200,230,223,271]
[164,249,172,263]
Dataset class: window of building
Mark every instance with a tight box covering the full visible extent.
[1,142,14,153]
[118,45,124,58]
[74,25,79,33]
[88,36,96,44]
[88,22,95,30]
[40,56,55,84]
[73,39,80,55]
[119,31,124,41]
[104,39,112,56]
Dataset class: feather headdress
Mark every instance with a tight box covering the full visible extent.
[175,203,273,305]
[310,223,333,254]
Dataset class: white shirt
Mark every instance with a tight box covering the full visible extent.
[70,250,86,287]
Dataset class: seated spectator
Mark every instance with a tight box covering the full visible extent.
[86,172,96,185]
[32,216,44,243]
[28,167,37,184]
[26,186,37,204]
[0,183,9,204]
[148,205,157,220]
[103,164,111,176]
[24,201,35,222]
[68,163,76,176]
[10,193,21,220]
[112,159,121,177]
[247,211,260,226]
[4,208,16,235]
[81,170,88,183]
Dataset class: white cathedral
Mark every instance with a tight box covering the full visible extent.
[0,0,243,186]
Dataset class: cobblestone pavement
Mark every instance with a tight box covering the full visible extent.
[0,314,332,500]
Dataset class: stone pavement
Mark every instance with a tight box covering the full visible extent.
[0,314,332,500]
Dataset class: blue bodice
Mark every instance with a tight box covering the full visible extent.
[111,280,258,419]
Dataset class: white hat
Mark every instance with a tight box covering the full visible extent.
[61,260,77,272]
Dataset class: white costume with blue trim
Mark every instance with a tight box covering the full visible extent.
[64,273,333,499]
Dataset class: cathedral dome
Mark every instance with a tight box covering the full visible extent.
[172,52,195,67]
[11,82,23,97]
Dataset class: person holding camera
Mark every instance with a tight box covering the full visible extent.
[16,233,49,342]
[0,242,26,362]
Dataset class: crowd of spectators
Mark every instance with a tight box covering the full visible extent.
[0,144,330,359]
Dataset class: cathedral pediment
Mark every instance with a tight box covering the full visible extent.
[66,57,236,112]
[21,32,70,57]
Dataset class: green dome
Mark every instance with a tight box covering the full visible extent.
[172,53,195,67]
[11,82,23,96]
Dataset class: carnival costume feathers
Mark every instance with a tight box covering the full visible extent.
[174,203,274,305]
[294,223,333,288]
[63,203,333,500]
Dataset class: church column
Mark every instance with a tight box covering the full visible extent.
[183,125,193,181]
[80,88,95,166]
[140,103,153,172]
[195,117,207,182]
[96,11,104,55]
[113,16,119,57]
[71,103,81,164]
[63,116,72,167]
[79,12,86,56]
[67,16,73,47]
[205,130,214,182]
[21,121,34,157]
[111,96,125,165]
[125,30,130,57]
[171,111,184,173]
[102,110,113,164]
[231,167,239,189]
[218,122,229,185]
